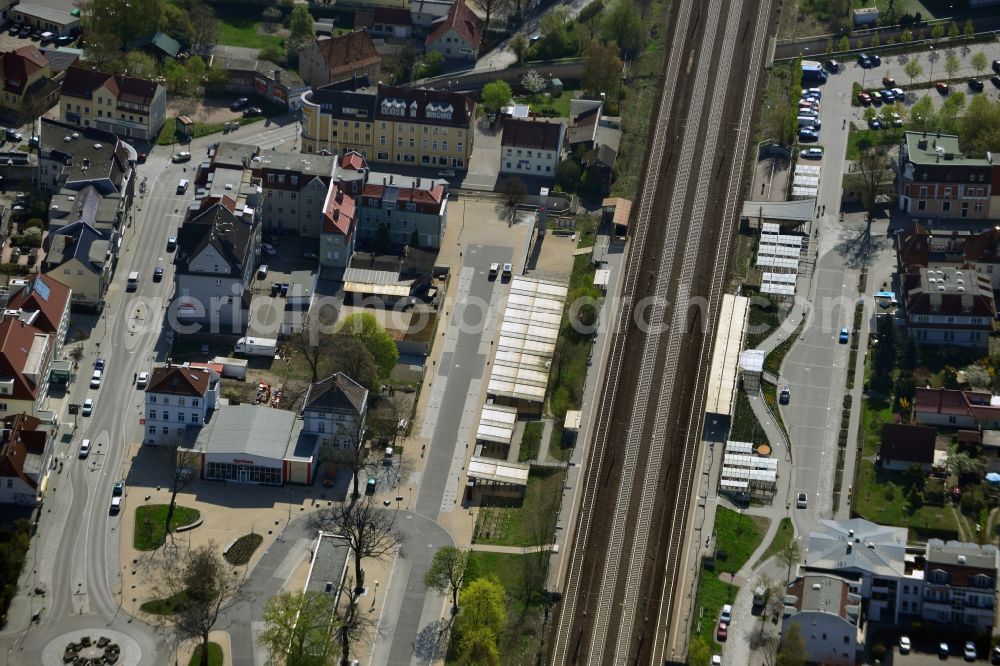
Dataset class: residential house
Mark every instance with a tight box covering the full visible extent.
[411,0,453,29]
[60,66,166,141]
[301,83,475,170]
[922,539,998,632]
[144,364,220,445]
[174,168,263,329]
[11,3,80,35]
[42,221,111,309]
[126,32,181,61]
[500,119,564,179]
[354,7,413,37]
[320,180,358,270]
[5,276,71,355]
[424,0,483,63]
[250,150,339,237]
[48,184,123,237]
[879,423,937,472]
[357,172,448,248]
[38,118,135,204]
[0,45,59,118]
[897,131,992,220]
[567,100,622,195]
[0,0,16,25]
[207,54,308,111]
[302,373,369,450]
[0,317,53,421]
[299,31,382,88]
[902,266,995,348]
[914,387,1000,429]
[895,222,1000,290]
[782,575,863,666]
[0,413,52,505]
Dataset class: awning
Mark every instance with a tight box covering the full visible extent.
[467,456,530,486]
[342,281,411,297]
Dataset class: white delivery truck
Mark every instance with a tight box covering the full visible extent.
[234,337,278,357]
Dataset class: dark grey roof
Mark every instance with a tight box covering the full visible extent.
[253,152,338,179]
[926,539,998,571]
[304,373,368,415]
[43,220,108,273]
[177,202,255,278]
[211,142,260,170]
[305,533,351,595]
[307,86,378,123]
[39,118,129,195]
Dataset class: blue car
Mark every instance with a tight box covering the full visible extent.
[798,129,819,142]
[839,327,849,344]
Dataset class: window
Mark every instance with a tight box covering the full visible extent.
[149,411,156,420]
[919,186,928,197]
[162,427,169,436]
[318,421,326,433]
[943,201,951,212]
[150,396,157,403]
[918,200,926,211]
[962,202,969,218]
[149,426,156,434]
[177,413,185,422]
[191,414,199,423]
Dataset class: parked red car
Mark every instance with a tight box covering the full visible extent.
[857,91,871,105]
[136,152,147,163]
[716,621,728,642]
[936,81,950,94]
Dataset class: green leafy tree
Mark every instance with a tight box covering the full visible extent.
[904,58,923,87]
[940,90,967,126]
[776,624,806,666]
[188,1,220,53]
[582,38,623,98]
[185,55,207,88]
[943,52,961,79]
[205,64,229,92]
[909,95,936,132]
[946,443,985,480]
[838,35,849,52]
[509,32,529,63]
[123,51,160,80]
[959,96,1000,158]
[457,575,506,634]
[424,547,470,613]
[863,106,877,124]
[870,33,880,48]
[415,50,445,79]
[579,0,604,39]
[337,312,399,380]
[971,51,988,77]
[288,4,316,52]
[900,28,912,43]
[258,591,338,665]
[79,0,167,54]
[904,463,927,492]
[481,80,512,115]
[601,0,641,55]
[931,22,944,41]
[458,627,501,665]
[163,58,190,95]
[964,19,975,37]
[947,21,960,39]
[555,158,581,193]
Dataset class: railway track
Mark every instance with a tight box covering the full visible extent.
[548,0,777,664]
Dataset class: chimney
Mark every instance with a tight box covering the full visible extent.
[390,174,394,184]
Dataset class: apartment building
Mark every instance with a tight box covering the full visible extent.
[358,172,448,248]
[782,575,863,666]
[901,266,995,348]
[0,413,52,505]
[144,365,220,446]
[6,276,71,356]
[175,164,262,329]
[301,83,475,170]
[251,151,338,237]
[302,373,368,450]
[0,45,59,117]
[500,119,565,179]
[898,131,992,220]
[60,66,166,141]
[896,222,1000,291]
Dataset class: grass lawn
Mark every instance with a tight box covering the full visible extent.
[133,504,201,551]
[547,418,573,463]
[473,467,565,547]
[730,388,769,446]
[216,17,285,51]
[755,517,794,569]
[713,507,768,575]
[189,642,223,666]
[521,91,575,118]
[764,318,804,376]
[692,568,737,648]
[846,126,905,160]
[518,421,543,462]
[156,115,265,146]
[142,589,192,615]
[744,292,786,350]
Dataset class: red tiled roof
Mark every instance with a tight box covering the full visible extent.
[501,118,564,151]
[915,387,972,416]
[896,221,929,269]
[323,182,356,236]
[426,0,483,50]
[0,319,50,402]
[0,46,48,95]
[314,31,381,77]
[361,183,445,207]
[880,423,936,465]
[340,151,367,171]
[0,413,45,490]
[62,66,160,105]
[6,276,70,336]
[147,365,213,397]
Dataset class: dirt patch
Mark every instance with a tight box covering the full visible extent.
[166,97,245,125]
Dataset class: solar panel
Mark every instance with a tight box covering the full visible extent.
[33,277,50,302]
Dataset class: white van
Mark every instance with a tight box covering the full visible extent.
[90,370,102,389]
[127,271,139,291]
[176,179,189,194]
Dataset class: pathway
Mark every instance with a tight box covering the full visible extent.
[535,417,555,462]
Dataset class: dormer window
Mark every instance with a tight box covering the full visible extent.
[929,569,950,585]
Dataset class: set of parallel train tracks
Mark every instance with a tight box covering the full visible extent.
[549,0,778,663]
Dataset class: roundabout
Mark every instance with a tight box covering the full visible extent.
[41,629,142,666]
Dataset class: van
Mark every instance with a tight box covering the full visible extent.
[127,271,139,291]
[90,370,102,389]
[797,116,820,128]
[176,179,189,194]
[488,262,499,279]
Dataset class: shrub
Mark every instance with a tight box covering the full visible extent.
[224,533,263,565]
[24,218,43,231]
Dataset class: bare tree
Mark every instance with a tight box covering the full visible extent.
[156,543,246,666]
[500,176,527,211]
[751,632,781,666]
[775,538,801,585]
[335,577,374,665]
[189,1,220,54]
[753,574,780,635]
[161,442,202,549]
[473,0,509,34]
[845,144,894,262]
[313,498,403,592]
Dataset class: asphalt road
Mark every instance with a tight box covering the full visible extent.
[0,115,303,664]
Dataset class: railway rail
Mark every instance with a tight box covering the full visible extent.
[548,0,778,663]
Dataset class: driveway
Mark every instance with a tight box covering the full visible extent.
[461,124,503,190]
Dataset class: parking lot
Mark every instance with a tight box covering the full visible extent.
[246,234,322,338]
